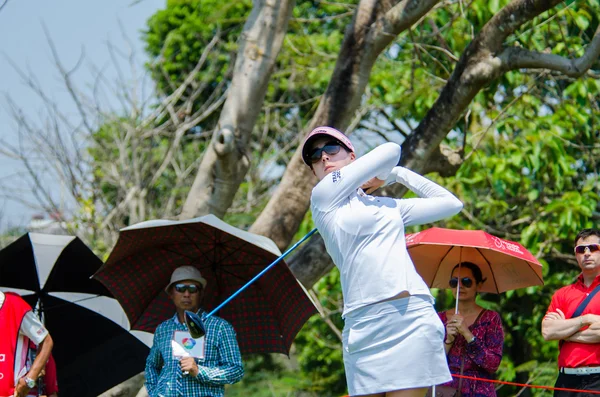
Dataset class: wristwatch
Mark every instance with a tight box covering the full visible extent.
[468,335,477,344]
[24,376,36,388]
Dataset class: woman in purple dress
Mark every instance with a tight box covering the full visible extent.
[438,262,504,397]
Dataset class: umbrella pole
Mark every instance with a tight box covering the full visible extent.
[207,228,318,318]
[185,228,319,339]
[455,248,462,314]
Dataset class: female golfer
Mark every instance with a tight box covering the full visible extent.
[302,126,463,397]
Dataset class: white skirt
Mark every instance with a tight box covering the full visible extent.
[342,295,452,396]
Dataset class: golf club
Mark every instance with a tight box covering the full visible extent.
[184,228,318,339]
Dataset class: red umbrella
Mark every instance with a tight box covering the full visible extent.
[406,227,544,294]
[94,215,318,355]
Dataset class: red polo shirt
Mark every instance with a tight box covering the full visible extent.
[547,274,600,368]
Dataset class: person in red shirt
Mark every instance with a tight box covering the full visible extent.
[0,291,53,397]
[542,228,600,396]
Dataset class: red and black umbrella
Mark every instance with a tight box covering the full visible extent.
[94,215,318,355]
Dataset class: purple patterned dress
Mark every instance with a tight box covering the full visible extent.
[438,309,504,397]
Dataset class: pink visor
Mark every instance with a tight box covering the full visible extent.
[301,126,355,165]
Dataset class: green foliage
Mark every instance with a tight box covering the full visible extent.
[145,0,252,94]
[225,354,313,397]
[293,268,346,396]
[435,72,599,394]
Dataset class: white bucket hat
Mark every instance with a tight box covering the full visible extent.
[165,265,207,292]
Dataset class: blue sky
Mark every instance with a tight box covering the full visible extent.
[0,0,164,230]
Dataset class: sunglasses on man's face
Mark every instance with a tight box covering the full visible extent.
[449,277,473,288]
[309,141,343,164]
[174,284,200,294]
[574,244,600,254]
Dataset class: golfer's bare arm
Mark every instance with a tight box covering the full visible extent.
[28,334,53,379]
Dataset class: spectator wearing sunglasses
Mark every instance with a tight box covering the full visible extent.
[301,126,463,397]
[542,228,600,397]
[438,262,504,396]
[145,266,243,397]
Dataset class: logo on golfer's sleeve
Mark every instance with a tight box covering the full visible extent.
[331,170,341,184]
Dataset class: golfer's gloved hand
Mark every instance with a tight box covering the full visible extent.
[180,356,199,377]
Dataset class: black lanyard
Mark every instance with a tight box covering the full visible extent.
[572,284,600,318]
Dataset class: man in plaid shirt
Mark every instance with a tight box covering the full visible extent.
[145,266,244,396]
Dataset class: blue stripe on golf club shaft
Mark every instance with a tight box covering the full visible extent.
[205,228,319,319]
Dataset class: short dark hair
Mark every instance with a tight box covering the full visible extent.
[451,261,486,284]
[575,228,600,245]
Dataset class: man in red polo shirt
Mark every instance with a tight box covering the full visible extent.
[543,228,600,396]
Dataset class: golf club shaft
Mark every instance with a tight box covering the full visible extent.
[206,228,319,319]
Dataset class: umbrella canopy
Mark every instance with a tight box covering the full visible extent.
[0,233,110,296]
[94,214,318,355]
[406,227,544,293]
[0,233,149,397]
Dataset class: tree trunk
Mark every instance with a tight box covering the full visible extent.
[250,0,442,246]
[180,0,296,220]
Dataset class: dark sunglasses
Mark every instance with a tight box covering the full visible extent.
[309,141,343,163]
[174,284,200,294]
[449,277,473,288]
[574,244,600,254]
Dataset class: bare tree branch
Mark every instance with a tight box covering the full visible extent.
[308,289,342,342]
[0,0,9,13]
[373,0,442,53]
[180,0,296,220]
[499,25,600,77]
[1,26,230,247]
[421,144,463,176]
[43,24,97,136]
[401,0,564,172]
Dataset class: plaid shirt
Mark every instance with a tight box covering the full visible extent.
[145,311,244,397]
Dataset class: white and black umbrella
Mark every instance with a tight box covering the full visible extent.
[0,233,150,397]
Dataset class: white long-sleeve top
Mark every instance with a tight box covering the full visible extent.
[310,142,463,317]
